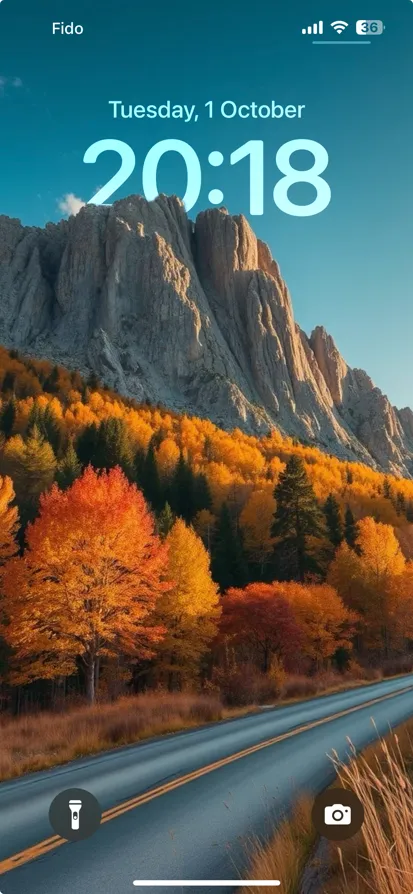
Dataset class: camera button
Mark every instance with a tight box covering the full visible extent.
[312,787,364,841]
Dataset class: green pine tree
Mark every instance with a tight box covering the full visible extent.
[94,417,134,479]
[344,505,359,550]
[42,405,65,456]
[2,370,16,394]
[87,371,102,391]
[76,423,99,467]
[395,492,406,516]
[271,455,324,581]
[56,441,82,490]
[44,365,60,394]
[193,472,212,513]
[141,437,163,510]
[0,398,16,437]
[211,502,248,591]
[169,452,196,522]
[157,502,175,538]
[324,493,343,548]
[383,477,393,500]
[134,446,146,488]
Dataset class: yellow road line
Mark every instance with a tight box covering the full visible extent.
[1,682,412,876]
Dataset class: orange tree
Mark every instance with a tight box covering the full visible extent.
[273,581,358,669]
[2,466,169,702]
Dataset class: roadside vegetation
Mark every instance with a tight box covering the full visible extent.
[0,668,400,782]
[242,719,413,894]
[241,797,315,894]
[0,692,224,781]
[324,728,413,894]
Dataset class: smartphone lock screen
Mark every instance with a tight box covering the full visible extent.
[0,3,412,894]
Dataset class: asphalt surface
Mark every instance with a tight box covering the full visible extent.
[1,674,413,894]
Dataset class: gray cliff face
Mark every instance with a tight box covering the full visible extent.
[0,194,411,476]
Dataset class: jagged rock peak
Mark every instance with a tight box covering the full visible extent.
[0,194,411,476]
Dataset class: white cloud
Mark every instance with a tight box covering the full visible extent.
[0,75,23,94]
[58,193,86,217]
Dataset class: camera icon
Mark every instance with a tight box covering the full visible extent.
[324,804,352,825]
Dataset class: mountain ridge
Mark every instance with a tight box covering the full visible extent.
[0,194,411,476]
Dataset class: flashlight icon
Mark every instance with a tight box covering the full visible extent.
[68,799,82,830]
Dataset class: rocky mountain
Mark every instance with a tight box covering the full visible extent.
[0,194,411,476]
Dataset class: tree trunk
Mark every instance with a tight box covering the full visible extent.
[85,659,96,704]
[95,657,100,696]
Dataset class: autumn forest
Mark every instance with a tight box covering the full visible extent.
[0,346,413,717]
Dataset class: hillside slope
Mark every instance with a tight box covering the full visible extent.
[0,195,411,475]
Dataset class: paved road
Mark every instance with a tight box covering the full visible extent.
[1,674,413,894]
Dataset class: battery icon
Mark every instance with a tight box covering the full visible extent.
[356,20,384,34]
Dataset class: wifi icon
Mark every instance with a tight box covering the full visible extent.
[331,20,349,34]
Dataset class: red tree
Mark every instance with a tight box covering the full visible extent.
[220,583,302,672]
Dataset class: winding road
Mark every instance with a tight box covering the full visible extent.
[1,674,413,894]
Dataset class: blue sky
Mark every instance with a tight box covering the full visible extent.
[0,0,412,407]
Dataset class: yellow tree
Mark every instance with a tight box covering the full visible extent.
[153,519,221,688]
[329,517,406,656]
[384,564,413,651]
[2,467,169,702]
[0,475,19,565]
[239,489,275,574]
[0,474,19,683]
[193,508,216,552]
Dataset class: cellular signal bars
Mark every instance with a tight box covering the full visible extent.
[302,21,323,34]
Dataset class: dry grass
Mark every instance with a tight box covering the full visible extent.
[239,797,315,894]
[0,669,406,783]
[324,728,413,894]
[280,670,379,701]
[218,664,383,708]
[0,691,225,782]
[243,719,413,894]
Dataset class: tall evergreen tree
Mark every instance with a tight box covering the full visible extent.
[193,472,212,513]
[87,371,102,391]
[211,502,248,591]
[134,446,146,487]
[94,417,134,479]
[169,452,196,522]
[324,493,343,548]
[56,441,82,490]
[2,370,16,394]
[42,406,65,456]
[141,437,163,510]
[395,492,406,517]
[383,477,393,500]
[76,423,99,467]
[157,502,175,539]
[70,369,84,392]
[0,398,16,437]
[344,505,359,550]
[44,365,60,394]
[271,455,324,581]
